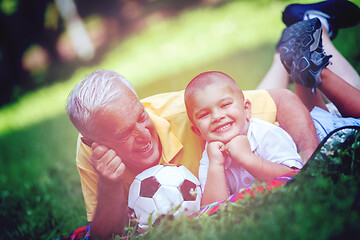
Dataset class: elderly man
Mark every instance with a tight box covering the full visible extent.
[66,69,318,239]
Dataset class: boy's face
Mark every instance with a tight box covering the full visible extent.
[190,84,251,143]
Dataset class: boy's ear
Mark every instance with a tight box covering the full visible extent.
[81,137,94,148]
[244,99,252,120]
[190,124,201,136]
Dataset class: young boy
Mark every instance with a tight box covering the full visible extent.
[184,71,303,205]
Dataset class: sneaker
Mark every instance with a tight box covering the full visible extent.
[282,0,360,39]
[278,18,332,93]
[278,18,322,73]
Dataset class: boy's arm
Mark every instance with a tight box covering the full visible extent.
[201,142,229,206]
[226,135,292,182]
[236,154,292,182]
[202,162,229,206]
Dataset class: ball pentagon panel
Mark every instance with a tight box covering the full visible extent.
[139,176,161,198]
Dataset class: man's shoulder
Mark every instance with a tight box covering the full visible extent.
[244,90,277,124]
[243,89,271,101]
[140,90,186,118]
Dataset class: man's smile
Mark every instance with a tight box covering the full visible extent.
[135,141,153,154]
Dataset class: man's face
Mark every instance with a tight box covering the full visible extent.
[190,84,251,143]
[91,86,161,173]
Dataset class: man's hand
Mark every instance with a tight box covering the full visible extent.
[82,140,128,239]
[224,135,253,165]
[90,142,126,186]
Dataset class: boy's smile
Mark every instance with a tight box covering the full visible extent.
[212,122,233,133]
[190,84,251,143]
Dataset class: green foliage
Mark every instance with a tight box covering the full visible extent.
[333,24,360,74]
[0,0,287,136]
[0,0,18,16]
[139,128,360,240]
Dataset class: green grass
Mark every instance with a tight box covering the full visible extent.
[138,128,360,240]
[0,0,360,239]
[0,115,86,239]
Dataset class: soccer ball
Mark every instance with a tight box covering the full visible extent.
[128,165,202,229]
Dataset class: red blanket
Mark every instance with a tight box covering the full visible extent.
[56,170,298,240]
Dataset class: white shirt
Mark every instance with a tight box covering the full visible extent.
[198,118,303,195]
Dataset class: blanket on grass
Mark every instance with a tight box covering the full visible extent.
[56,126,360,240]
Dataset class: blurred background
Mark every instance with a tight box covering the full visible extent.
[0,0,359,239]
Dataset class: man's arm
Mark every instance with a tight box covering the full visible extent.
[267,89,319,163]
[91,180,128,240]
[87,143,128,240]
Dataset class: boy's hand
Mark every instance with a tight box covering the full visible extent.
[225,135,253,164]
[207,141,226,167]
[90,142,126,187]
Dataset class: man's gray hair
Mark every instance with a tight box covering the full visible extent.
[66,69,137,137]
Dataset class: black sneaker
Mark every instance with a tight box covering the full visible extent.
[278,18,332,93]
[282,0,360,39]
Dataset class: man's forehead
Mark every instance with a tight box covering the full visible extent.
[91,98,143,139]
[93,88,142,122]
[111,92,143,117]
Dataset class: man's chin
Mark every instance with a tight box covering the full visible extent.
[133,161,158,174]
[132,154,160,173]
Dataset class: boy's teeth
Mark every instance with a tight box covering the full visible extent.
[216,123,231,132]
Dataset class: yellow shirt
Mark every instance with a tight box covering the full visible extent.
[75,89,277,221]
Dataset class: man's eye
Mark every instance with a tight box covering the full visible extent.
[118,130,131,141]
[120,134,130,140]
[138,111,147,123]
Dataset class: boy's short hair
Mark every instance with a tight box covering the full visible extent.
[184,71,243,123]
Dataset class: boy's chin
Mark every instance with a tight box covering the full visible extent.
[209,136,233,144]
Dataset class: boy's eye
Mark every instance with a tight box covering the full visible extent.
[198,112,209,119]
[221,102,231,108]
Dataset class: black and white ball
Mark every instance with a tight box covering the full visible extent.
[128,165,202,229]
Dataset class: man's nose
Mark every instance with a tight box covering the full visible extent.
[134,123,150,142]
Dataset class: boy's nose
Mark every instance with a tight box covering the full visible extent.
[212,110,224,122]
